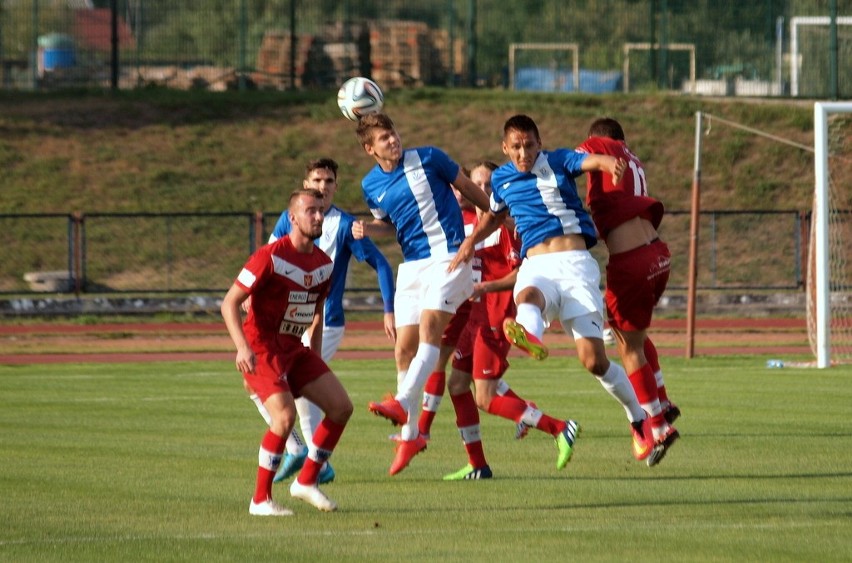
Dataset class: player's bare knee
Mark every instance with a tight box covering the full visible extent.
[515,287,545,309]
[474,395,491,411]
[580,354,609,376]
[446,378,468,396]
[270,413,294,437]
[336,397,354,423]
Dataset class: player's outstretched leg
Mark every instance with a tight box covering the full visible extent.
[503,318,548,360]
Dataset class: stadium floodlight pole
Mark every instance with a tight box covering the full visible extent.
[686,110,703,359]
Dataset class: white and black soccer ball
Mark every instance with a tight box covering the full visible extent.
[337,77,384,121]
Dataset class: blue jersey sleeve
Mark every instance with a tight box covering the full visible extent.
[490,166,510,212]
[339,211,395,313]
[358,239,395,313]
[556,148,589,178]
[269,211,292,242]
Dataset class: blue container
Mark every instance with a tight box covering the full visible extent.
[43,49,76,71]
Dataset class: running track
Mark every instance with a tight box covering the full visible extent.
[0,318,810,365]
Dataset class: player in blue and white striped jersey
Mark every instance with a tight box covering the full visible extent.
[352,113,490,476]
[449,114,652,465]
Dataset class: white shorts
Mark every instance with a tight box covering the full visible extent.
[395,254,474,327]
[301,325,345,363]
[515,250,605,339]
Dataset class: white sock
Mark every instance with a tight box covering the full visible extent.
[496,379,510,396]
[654,368,666,388]
[285,429,305,455]
[597,362,645,423]
[295,397,322,448]
[516,303,545,340]
[397,343,440,440]
[248,393,272,426]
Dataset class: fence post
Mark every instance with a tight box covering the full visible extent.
[686,111,702,359]
[254,211,265,252]
[110,0,118,91]
[72,212,84,295]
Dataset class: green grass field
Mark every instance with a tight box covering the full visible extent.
[2,356,851,561]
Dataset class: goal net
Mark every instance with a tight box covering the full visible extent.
[808,102,852,367]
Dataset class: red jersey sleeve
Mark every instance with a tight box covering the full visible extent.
[235,245,273,294]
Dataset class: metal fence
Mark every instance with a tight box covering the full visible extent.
[2,1,850,98]
[0,209,811,298]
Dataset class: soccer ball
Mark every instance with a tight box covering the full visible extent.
[337,77,384,121]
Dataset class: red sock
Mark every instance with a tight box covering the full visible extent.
[254,430,285,503]
[644,337,660,372]
[450,391,487,468]
[298,418,346,485]
[627,363,659,406]
[628,364,665,430]
[644,338,670,404]
[488,395,564,436]
[418,371,446,435]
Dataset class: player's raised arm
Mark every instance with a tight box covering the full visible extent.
[451,170,491,212]
[352,218,396,240]
[448,208,506,272]
[581,154,626,185]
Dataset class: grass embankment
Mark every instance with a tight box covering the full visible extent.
[0,89,816,296]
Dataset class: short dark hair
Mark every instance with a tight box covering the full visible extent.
[305,158,338,180]
[588,117,625,141]
[356,113,395,146]
[503,114,540,142]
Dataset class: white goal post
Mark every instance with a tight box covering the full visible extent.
[790,17,852,97]
[622,42,696,93]
[508,43,579,92]
[812,101,852,368]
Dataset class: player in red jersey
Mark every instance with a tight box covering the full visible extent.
[576,118,679,466]
[221,189,353,515]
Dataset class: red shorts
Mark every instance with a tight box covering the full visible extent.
[243,341,330,403]
[451,321,511,380]
[441,300,472,347]
[605,239,671,332]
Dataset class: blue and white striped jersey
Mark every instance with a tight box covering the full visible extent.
[270,205,395,328]
[491,148,597,257]
[361,147,464,262]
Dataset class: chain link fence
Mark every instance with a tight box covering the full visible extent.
[2,1,850,98]
[0,209,810,299]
